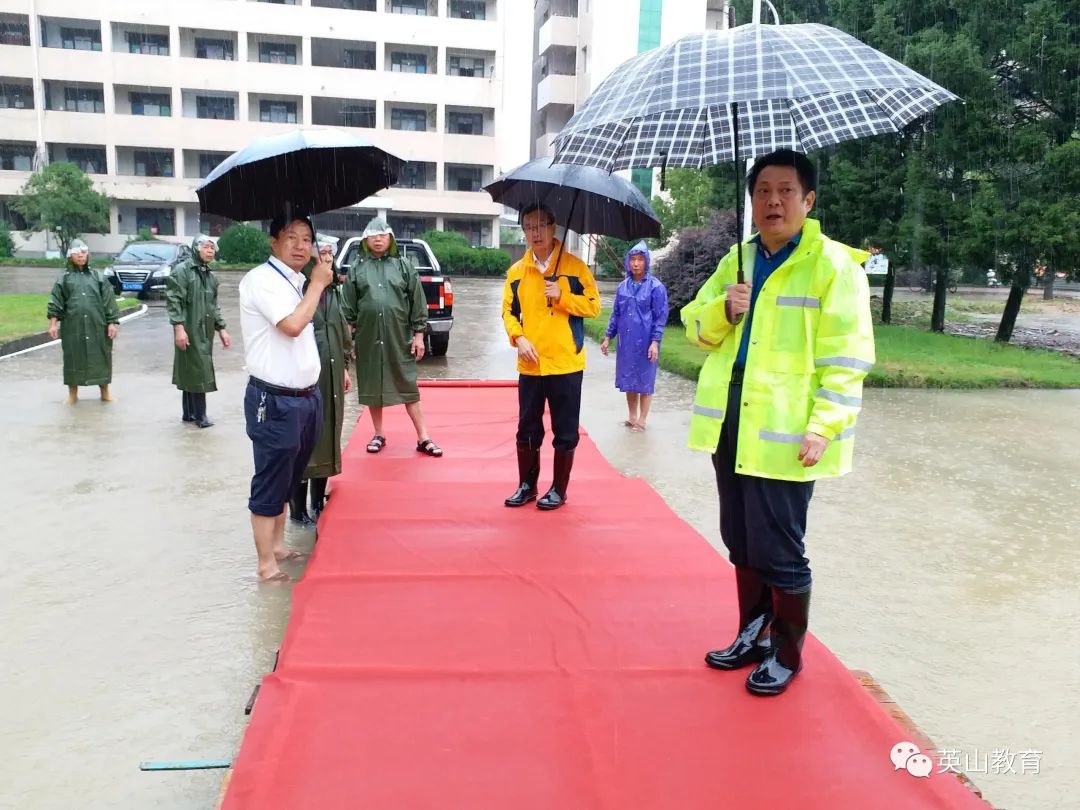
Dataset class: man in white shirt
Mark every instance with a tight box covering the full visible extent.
[239,216,334,581]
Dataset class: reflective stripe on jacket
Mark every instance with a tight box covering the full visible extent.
[680,219,875,482]
[502,240,601,376]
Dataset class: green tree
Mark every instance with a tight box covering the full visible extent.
[12,162,109,256]
[217,223,270,264]
[651,168,717,244]
[0,223,14,258]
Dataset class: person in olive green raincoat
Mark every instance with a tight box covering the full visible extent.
[166,234,231,428]
[289,235,354,526]
[341,217,442,457]
[47,239,119,404]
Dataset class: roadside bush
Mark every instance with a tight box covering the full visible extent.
[418,230,512,276]
[125,227,161,245]
[0,223,14,258]
[654,210,739,325]
[217,223,270,264]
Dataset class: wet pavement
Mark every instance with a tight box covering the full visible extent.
[1,267,1078,810]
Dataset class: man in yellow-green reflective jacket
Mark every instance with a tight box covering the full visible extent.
[682,149,875,697]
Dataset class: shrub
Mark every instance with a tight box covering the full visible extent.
[654,210,739,325]
[0,223,14,258]
[217,223,270,264]
[418,229,512,276]
[126,227,161,245]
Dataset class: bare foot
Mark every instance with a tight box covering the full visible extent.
[274,549,308,562]
[99,385,113,402]
[65,389,78,405]
[631,423,647,432]
[622,419,635,427]
[258,570,290,583]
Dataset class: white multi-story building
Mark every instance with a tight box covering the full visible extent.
[0,0,516,255]
[532,0,729,183]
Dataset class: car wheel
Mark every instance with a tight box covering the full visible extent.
[428,333,449,357]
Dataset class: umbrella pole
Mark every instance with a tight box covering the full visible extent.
[547,190,579,307]
[731,101,745,285]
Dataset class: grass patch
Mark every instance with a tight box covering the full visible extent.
[585,309,1080,389]
[0,294,140,343]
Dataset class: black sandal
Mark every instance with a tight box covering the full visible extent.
[416,439,443,457]
[367,435,386,453]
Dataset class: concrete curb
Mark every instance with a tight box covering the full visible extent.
[0,304,148,360]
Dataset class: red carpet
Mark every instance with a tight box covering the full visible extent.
[222,382,990,810]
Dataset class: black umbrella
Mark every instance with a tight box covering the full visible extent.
[196,128,405,221]
[484,157,661,241]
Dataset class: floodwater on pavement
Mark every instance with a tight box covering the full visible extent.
[1,269,1077,810]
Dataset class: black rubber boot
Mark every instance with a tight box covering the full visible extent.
[309,477,328,518]
[193,393,214,428]
[705,567,773,670]
[746,588,811,696]
[289,480,314,527]
[537,449,574,511]
[182,392,194,423]
[504,444,540,507]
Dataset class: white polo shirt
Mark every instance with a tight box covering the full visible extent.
[238,257,321,389]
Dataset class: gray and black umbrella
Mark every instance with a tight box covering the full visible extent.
[484,157,661,241]
[196,128,405,222]
[552,18,959,280]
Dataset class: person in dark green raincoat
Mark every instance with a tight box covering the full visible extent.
[341,217,442,457]
[166,234,231,428]
[47,239,119,404]
[289,235,354,526]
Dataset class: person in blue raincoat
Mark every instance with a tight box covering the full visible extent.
[600,241,668,430]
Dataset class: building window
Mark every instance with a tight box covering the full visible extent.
[0,20,31,46]
[61,146,107,174]
[447,111,484,135]
[0,81,33,109]
[60,27,101,51]
[195,38,234,61]
[390,52,427,74]
[448,55,486,77]
[260,100,297,123]
[446,166,483,192]
[133,150,174,178]
[259,41,297,64]
[135,207,176,236]
[0,143,35,171]
[341,103,375,127]
[387,216,432,240]
[130,92,171,116]
[126,32,169,55]
[449,0,486,20]
[258,0,301,4]
[448,219,485,246]
[390,108,427,131]
[344,48,375,70]
[391,0,429,15]
[396,162,430,189]
[198,152,227,178]
[196,96,235,120]
[63,87,104,113]
[0,199,28,229]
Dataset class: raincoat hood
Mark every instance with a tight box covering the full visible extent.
[361,217,398,258]
[624,240,651,280]
[66,239,89,258]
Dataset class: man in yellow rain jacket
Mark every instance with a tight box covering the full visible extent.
[502,205,601,510]
[682,150,874,696]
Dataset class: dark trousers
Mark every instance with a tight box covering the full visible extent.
[712,382,814,592]
[517,371,583,451]
[244,381,323,517]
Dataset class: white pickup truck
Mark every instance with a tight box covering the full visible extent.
[335,237,454,357]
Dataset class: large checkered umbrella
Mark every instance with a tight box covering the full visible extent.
[552,22,959,280]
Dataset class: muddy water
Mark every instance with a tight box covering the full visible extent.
[1,271,1077,810]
